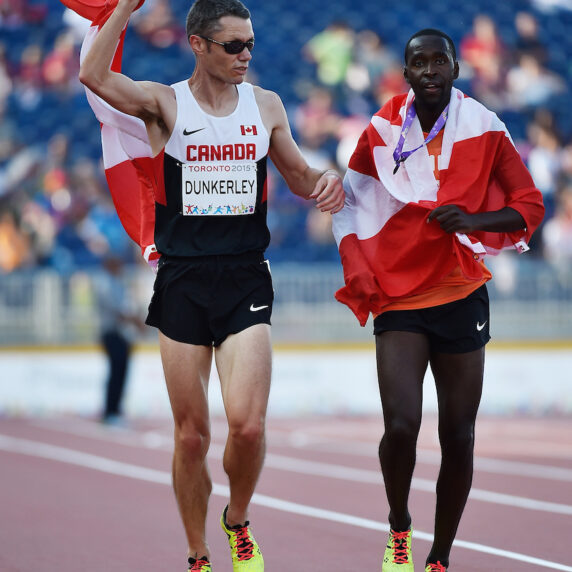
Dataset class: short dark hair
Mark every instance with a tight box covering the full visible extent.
[186,0,251,38]
[404,28,457,63]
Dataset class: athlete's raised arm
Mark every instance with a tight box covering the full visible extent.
[78,0,175,151]
[256,87,344,214]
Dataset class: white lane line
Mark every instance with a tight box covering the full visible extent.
[24,420,572,516]
[30,418,572,483]
[258,451,572,516]
[280,435,572,483]
[1,434,571,571]
[421,449,572,483]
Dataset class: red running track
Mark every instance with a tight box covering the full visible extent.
[0,414,571,571]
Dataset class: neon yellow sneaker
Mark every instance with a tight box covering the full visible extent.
[188,556,211,572]
[220,506,264,571]
[425,562,447,571]
[382,528,413,571]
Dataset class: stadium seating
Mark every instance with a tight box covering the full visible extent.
[2,0,571,265]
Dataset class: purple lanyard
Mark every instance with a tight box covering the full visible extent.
[393,103,449,174]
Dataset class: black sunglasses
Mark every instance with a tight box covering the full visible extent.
[198,35,254,54]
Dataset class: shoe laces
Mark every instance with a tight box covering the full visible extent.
[188,556,210,571]
[389,530,411,564]
[231,523,255,561]
[426,562,447,572]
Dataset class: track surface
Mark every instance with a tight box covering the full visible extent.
[1,414,571,571]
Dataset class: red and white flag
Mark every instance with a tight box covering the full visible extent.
[61,0,160,268]
[240,124,258,136]
[332,88,545,326]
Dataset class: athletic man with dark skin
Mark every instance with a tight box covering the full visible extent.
[334,29,544,572]
[381,31,536,572]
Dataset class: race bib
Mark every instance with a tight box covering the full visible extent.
[182,162,258,216]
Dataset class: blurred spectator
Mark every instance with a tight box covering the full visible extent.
[558,141,572,188]
[52,156,135,270]
[20,199,57,266]
[39,133,73,223]
[526,110,563,220]
[44,132,70,175]
[303,21,355,90]
[512,11,548,65]
[461,14,506,77]
[0,106,18,166]
[42,30,81,94]
[289,87,339,256]
[345,30,398,100]
[294,85,341,153]
[0,99,44,200]
[0,0,46,27]
[335,113,370,171]
[0,0,26,28]
[304,208,337,260]
[132,0,184,49]
[0,207,32,272]
[374,62,408,108]
[94,254,146,426]
[27,134,120,270]
[543,185,572,271]
[506,53,566,110]
[0,43,12,111]
[14,43,44,110]
[460,14,508,111]
[53,193,109,269]
[0,143,42,199]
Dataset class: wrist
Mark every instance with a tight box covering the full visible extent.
[321,169,340,184]
[113,0,138,19]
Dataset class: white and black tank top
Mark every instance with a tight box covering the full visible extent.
[151,81,270,257]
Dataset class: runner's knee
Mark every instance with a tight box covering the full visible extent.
[227,415,265,449]
[439,423,475,457]
[383,416,421,446]
[175,420,211,460]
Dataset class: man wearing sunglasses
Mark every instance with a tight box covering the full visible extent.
[79,0,344,571]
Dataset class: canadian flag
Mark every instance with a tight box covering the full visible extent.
[332,88,545,326]
[60,0,160,269]
[240,125,258,136]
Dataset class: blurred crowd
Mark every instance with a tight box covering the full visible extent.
[1,1,571,275]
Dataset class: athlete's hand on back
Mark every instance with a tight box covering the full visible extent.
[310,170,345,214]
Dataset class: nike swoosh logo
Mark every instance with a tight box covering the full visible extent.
[476,321,487,331]
[250,304,269,312]
[183,128,205,136]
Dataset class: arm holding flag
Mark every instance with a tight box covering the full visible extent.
[60,0,161,268]
[79,0,175,156]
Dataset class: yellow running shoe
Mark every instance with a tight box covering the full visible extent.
[188,556,211,572]
[220,506,264,571]
[425,562,447,571]
[382,528,413,571]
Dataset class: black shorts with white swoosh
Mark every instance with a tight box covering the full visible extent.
[146,251,273,346]
[373,284,490,353]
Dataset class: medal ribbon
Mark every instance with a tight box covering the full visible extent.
[393,102,449,174]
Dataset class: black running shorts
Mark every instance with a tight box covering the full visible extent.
[146,252,274,347]
[373,284,491,354]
